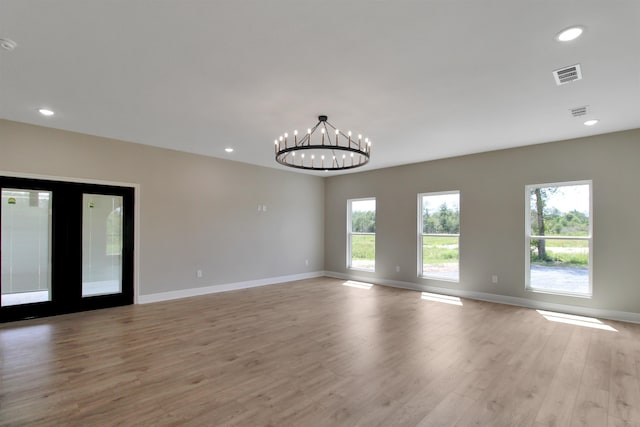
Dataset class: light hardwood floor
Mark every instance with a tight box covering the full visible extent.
[1,277,639,426]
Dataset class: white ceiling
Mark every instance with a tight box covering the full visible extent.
[1,1,639,175]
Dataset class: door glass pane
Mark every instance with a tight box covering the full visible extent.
[1,189,52,306]
[82,194,123,297]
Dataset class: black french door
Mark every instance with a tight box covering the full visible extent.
[0,176,134,322]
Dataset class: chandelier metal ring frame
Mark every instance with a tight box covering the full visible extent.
[274,115,371,171]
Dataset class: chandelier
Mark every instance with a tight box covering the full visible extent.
[274,115,371,171]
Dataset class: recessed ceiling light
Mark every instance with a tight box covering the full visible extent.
[224,147,234,153]
[38,108,55,116]
[584,119,599,126]
[556,26,584,42]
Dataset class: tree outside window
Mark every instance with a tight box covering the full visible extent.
[527,182,591,296]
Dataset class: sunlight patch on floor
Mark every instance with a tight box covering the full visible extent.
[536,310,617,332]
[0,324,53,346]
[342,280,374,290]
[421,292,463,306]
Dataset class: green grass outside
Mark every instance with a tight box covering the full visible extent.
[530,238,588,248]
[351,235,459,264]
[351,234,375,260]
[422,236,458,264]
[531,238,589,266]
[351,235,587,267]
[531,250,588,266]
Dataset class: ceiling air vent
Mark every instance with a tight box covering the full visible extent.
[570,106,588,117]
[553,64,582,85]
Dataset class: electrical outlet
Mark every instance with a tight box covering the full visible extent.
[396,266,400,273]
[305,259,309,266]
[492,275,498,283]
[197,269,203,278]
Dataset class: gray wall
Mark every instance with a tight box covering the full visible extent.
[0,119,324,297]
[325,129,640,313]
[3,118,639,314]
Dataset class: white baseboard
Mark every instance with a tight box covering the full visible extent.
[325,271,640,324]
[138,271,325,304]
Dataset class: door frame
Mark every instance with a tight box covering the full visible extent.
[0,171,140,307]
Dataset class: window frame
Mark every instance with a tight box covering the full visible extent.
[417,190,460,282]
[525,180,593,297]
[347,197,376,272]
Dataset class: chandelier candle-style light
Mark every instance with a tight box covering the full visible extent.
[274,115,371,171]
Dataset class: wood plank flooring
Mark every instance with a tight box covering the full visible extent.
[1,277,639,426]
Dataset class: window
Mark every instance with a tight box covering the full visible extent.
[526,181,591,296]
[347,198,375,271]
[418,191,460,281]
